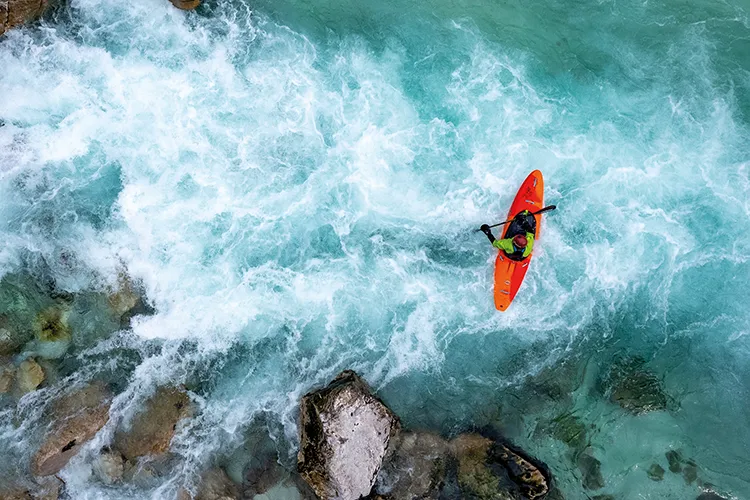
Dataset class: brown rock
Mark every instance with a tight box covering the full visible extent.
[450,433,550,500]
[0,0,48,36]
[168,0,200,10]
[196,468,240,500]
[32,381,112,476]
[114,386,192,460]
[16,358,45,394]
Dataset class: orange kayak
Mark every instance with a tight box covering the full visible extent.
[494,170,544,311]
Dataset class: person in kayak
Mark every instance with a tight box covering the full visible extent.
[480,210,535,260]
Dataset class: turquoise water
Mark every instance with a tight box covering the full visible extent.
[1,0,749,497]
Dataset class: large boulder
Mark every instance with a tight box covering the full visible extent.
[114,386,192,460]
[297,370,400,500]
[374,432,451,499]
[0,362,16,393]
[0,0,49,36]
[450,433,550,500]
[32,381,112,476]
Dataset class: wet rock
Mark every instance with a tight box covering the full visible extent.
[696,492,728,500]
[32,381,112,476]
[603,357,667,414]
[33,306,71,343]
[577,451,604,491]
[93,449,125,485]
[450,433,550,500]
[31,306,72,360]
[665,450,682,473]
[31,476,63,500]
[297,370,400,500]
[242,457,284,497]
[375,431,450,499]
[0,0,49,37]
[16,358,45,394]
[647,463,664,481]
[195,468,240,500]
[0,363,15,393]
[108,273,154,329]
[0,315,29,355]
[591,496,615,500]
[114,386,192,460]
[683,459,698,485]
[169,0,200,10]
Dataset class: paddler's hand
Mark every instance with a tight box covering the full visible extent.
[480,224,491,234]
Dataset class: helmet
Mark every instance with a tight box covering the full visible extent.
[512,234,528,248]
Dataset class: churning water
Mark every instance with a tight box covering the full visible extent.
[1,0,749,497]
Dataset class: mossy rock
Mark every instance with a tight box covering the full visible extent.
[549,413,587,452]
[34,306,72,342]
[601,357,668,414]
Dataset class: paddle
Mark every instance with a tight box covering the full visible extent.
[476,205,557,232]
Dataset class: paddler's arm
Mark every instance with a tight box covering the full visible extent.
[480,224,496,244]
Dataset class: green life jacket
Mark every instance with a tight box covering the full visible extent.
[493,232,534,258]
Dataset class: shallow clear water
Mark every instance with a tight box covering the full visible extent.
[0,0,749,497]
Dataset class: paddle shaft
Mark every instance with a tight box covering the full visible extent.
[478,205,557,231]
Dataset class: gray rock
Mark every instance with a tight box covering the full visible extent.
[375,431,450,499]
[32,381,112,476]
[0,362,15,393]
[647,463,664,481]
[93,450,125,485]
[297,370,400,500]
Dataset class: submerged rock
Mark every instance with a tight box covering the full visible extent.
[114,386,192,460]
[16,358,45,394]
[577,451,604,491]
[602,357,667,414]
[297,370,400,500]
[665,450,682,473]
[683,459,698,485]
[93,449,125,485]
[375,431,450,499]
[0,0,49,36]
[450,433,550,500]
[647,463,664,481]
[32,381,112,476]
[548,413,587,452]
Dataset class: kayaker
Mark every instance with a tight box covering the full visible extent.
[480,211,535,259]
